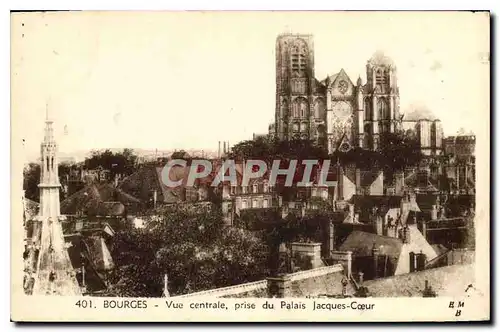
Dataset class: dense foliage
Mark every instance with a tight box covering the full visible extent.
[23,161,73,202]
[229,137,328,163]
[84,148,138,177]
[106,205,269,297]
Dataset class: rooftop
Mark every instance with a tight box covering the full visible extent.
[362,264,475,297]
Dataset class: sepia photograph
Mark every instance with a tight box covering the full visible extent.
[10,10,490,322]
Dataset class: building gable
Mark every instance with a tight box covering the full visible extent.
[330,69,355,99]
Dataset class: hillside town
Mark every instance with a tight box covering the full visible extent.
[22,33,476,299]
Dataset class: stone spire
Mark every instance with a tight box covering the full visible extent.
[24,110,81,296]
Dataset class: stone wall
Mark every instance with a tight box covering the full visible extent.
[175,279,268,299]
[175,264,346,298]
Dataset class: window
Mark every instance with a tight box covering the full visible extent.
[263,182,269,193]
[375,69,386,86]
[314,98,325,119]
[364,98,371,120]
[293,101,299,117]
[263,199,269,208]
[300,101,307,117]
[290,40,308,75]
[253,183,258,193]
[241,200,247,209]
[293,98,308,118]
[280,100,288,118]
[377,98,389,120]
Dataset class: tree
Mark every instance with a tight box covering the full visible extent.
[229,137,274,162]
[84,148,138,177]
[106,205,269,297]
[379,131,423,172]
[229,137,327,163]
[23,163,41,202]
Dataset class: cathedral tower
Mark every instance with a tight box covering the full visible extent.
[24,112,80,296]
[275,33,316,141]
[363,51,400,150]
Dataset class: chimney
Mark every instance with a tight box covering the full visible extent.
[402,225,411,244]
[338,165,344,200]
[375,215,383,236]
[291,242,323,269]
[341,276,348,297]
[355,168,361,194]
[416,251,426,271]
[372,244,380,279]
[395,171,404,195]
[331,250,352,278]
[419,219,427,240]
[223,141,226,155]
[218,141,221,158]
[431,205,438,220]
[409,251,416,272]
[348,204,355,223]
[357,271,364,285]
[326,222,335,256]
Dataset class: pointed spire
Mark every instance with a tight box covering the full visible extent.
[325,73,331,86]
[357,76,362,86]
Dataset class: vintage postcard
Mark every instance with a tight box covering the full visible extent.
[11,11,490,322]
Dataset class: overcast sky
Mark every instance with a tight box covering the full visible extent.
[12,11,489,160]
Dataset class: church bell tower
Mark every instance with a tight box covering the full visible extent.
[275,33,315,141]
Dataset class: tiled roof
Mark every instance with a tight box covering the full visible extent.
[94,202,125,217]
[153,166,187,204]
[60,183,141,215]
[349,195,403,211]
[339,231,403,259]
[431,244,449,256]
[118,165,165,203]
[83,235,115,271]
[362,264,475,297]
[405,172,439,193]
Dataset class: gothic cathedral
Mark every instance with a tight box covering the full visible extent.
[274,33,401,153]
